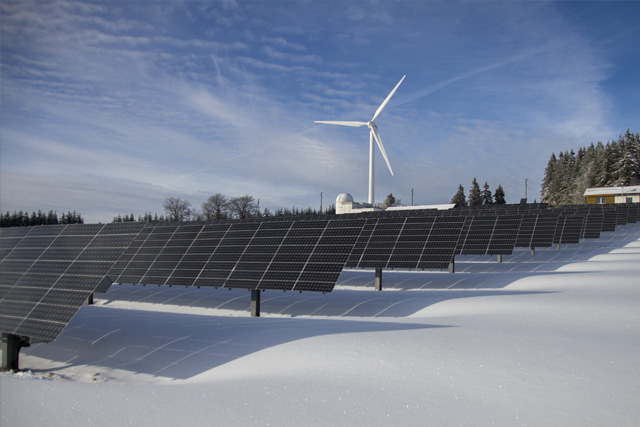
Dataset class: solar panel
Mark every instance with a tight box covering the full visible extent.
[0,227,32,262]
[601,208,618,232]
[553,215,585,245]
[487,215,522,255]
[582,213,603,239]
[0,222,144,341]
[515,214,537,248]
[344,216,464,270]
[615,205,629,226]
[528,214,558,248]
[417,216,465,269]
[109,219,366,294]
[629,204,640,223]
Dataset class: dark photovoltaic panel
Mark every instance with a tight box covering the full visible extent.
[109,219,366,294]
[515,214,559,249]
[345,216,465,270]
[456,215,522,256]
[615,206,629,226]
[631,204,640,223]
[601,209,618,232]
[256,219,363,292]
[456,216,489,255]
[624,204,637,223]
[515,214,538,248]
[582,213,603,239]
[0,222,145,341]
[632,204,640,223]
[344,219,376,267]
[529,215,558,248]
[553,216,585,245]
[486,216,522,255]
[352,217,405,268]
[0,227,32,264]
[416,217,466,269]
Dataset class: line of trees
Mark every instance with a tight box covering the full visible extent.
[1,210,84,227]
[112,213,167,223]
[111,193,337,223]
[199,193,336,220]
[450,178,506,208]
[541,129,640,206]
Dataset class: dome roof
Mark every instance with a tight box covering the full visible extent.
[336,193,354,204]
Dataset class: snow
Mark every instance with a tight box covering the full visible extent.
[2,224,640,426]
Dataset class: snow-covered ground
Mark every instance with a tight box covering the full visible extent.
[2,224,640,426]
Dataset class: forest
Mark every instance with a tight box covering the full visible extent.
[0,210,84,228]
[540,129,640,206]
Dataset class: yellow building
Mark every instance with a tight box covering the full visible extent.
[584,185,640,205]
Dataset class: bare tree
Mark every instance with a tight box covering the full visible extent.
[202,193,229,220]
[190,208,203,221]
[228,194,257,219]
[162,197,192,221]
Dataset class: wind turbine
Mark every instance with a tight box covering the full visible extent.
[315,75,405,205]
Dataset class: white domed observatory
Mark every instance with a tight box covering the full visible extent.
[336,192,354,204]
[335,192,382,214]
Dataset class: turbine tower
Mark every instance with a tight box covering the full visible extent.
[315,75,405,205]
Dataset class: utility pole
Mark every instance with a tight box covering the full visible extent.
[525,179,528,200]
[320,192,323,213]
[411,188,414,206]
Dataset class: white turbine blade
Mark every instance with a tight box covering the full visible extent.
[371,75,406,122]
[371,128,394,176]
[314,120,368,127]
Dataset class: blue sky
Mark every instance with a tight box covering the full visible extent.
[1,1,639,223]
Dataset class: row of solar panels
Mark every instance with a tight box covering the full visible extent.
[1,203,638,341]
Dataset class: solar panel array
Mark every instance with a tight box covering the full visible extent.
[553,216,585,245]
[0,222,144,341]
[515,214,558,249]
[455,215,523,256]
[107,219,365,292]
[1,202,638,344]
[345,216,465,269]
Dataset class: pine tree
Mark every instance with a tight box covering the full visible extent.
[450,184,466,208]
[480,182,493,205]
[612,130,640,185]
[541,153,557,204]
[383,193,398,208]
[494,185,506,204]
[468,178,481,206]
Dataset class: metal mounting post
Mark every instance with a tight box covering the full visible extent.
[250,289,261,317]
[531,247,536,255]
[375,267,383,291]
[497,254,503,263]
[1,334,30,371]
[449,258,455,274]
